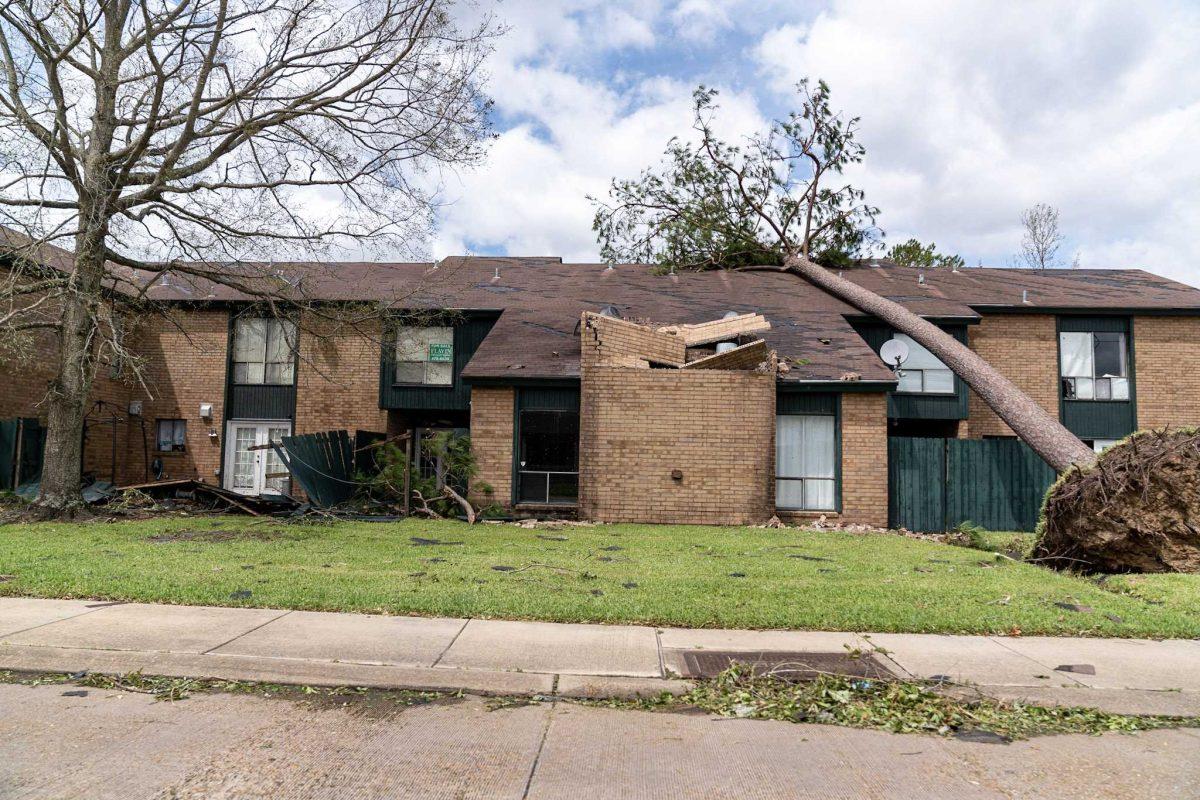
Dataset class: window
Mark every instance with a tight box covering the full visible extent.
[232,317,296,385]
[395,326,453,386]
[1089,438,1121,453]
[156,419,187,452]
[892,334,955,394]
[776,415,836,511]
[517,409,579,504]
[1060,331,1129,401]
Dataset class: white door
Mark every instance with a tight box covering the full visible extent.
[224,421,292,495]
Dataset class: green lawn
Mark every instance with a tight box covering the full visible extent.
[0,517,1196,637]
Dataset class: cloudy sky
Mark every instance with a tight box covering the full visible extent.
[432,0,1200,287]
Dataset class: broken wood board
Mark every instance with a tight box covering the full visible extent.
[659,313,770,346]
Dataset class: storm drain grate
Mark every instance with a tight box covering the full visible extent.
[677,650,897,681]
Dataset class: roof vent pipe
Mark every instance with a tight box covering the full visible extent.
[604,260,615,272]
[715,310,740,353]
[494,266,500,279]
[918,271,926,285]
[1022,289,1029,303]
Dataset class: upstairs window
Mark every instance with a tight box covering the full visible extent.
[892,334,955,394]
[1060,331,1128,400]
[232,317,296,385]
[395,326,453,385]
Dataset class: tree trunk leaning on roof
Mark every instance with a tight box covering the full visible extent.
[591,81,1097,475]
[778,255,1097,473]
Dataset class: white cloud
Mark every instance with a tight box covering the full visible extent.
[434,54,767,260]
[670,0,733,41]
[754,0,1200,285]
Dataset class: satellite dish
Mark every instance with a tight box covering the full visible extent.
[880,339,910,368]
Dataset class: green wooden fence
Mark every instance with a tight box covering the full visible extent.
[888,437,1057,532]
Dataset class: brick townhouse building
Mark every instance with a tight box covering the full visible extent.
[3,241,1200,527]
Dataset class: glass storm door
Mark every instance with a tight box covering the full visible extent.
[224,421,291,495]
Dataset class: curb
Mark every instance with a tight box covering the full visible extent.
[0,644,693,701]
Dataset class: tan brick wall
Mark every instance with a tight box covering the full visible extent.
[1134,316,1200,430]
[468,386,514,506]
[295,318,388,436]
[579,367,776,525]
[965,314,1059,437]
[838,393,889,526]
[580,313,685,369]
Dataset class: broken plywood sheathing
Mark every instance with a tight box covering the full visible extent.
[680,340,771,371]
[658,313,770,347]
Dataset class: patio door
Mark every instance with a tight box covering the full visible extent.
[224,420,291,495]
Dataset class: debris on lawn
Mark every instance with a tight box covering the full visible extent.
[147,528,285,544]
[1053,602,1094,613]
[409,536,463,546]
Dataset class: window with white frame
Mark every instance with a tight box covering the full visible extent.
[156,419,186,452]
[232,317,296,385]
[1060,331,1129,401]
[892,334,955,394]
[775,414,836,511]
[395,326,453,385]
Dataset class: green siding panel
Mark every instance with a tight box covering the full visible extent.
[518,387,581,411]
[889,437,1055,532]
[379,314,498,411]
[1062,400,1136,440]
[1059,315,1129,333]
[228,384,296,420]
[776,391,836,415]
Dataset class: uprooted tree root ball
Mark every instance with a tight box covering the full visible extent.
[1035,429,1200,574]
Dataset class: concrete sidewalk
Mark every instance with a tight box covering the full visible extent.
[2,597,1198,715]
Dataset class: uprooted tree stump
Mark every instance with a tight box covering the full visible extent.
[1034,429,1200,573]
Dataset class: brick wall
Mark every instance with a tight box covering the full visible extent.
[1134,316,1200,430]
[0,328,59,420]
[468,386,514,506]
[119,309,230,485]
[579,367,776,525]
[839,393,889,526]
[580,313,685,369]
[295,318,388,436]
[965,314,1059,437]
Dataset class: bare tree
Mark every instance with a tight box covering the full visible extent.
[1018,203,1064,269]
[0,0,495,512]
[595,85,1096,473]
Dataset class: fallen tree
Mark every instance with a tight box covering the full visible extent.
[590,79,1200,573]
[1034,429,1200,573]
[591,81,1096,474]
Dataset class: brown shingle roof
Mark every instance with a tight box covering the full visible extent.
[10,233,1200,384]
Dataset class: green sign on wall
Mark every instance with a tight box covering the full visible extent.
[428,343,453,363]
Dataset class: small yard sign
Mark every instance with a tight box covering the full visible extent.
[428,343,453,362]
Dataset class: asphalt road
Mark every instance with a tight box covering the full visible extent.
[1,682,1197,799]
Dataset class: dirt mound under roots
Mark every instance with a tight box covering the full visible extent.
[1035,429,1200,573]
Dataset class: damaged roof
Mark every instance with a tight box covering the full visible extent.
[7,231,1200,386]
